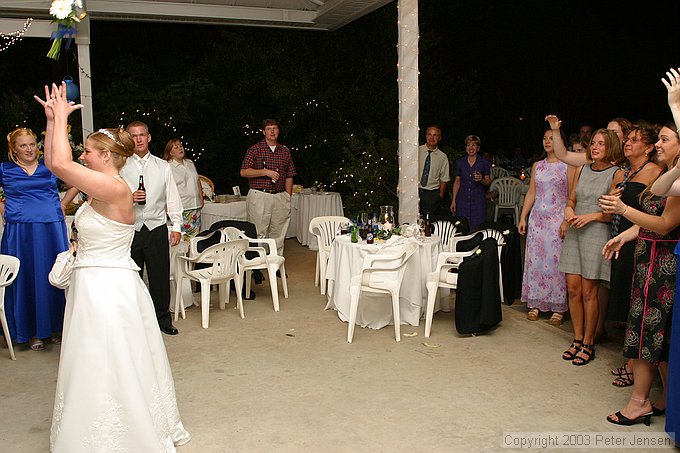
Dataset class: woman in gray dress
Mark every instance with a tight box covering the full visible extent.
[547,116,623,366]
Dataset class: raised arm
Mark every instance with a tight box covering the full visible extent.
[652,68,680,196]
[35,83,128,204]
[545,115,589,167]
[662,67,680,128]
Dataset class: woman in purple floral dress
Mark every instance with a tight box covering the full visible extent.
[519,129,574,325]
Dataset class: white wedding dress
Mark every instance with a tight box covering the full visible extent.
[50,202,190,452]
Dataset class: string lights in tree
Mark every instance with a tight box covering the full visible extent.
[0,18,33,53]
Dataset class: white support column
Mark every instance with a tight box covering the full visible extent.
[396,0,419,225]
[75,16,94,143]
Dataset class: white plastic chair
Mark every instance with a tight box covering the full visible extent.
[490,166,509,180]
[309,215,350,295]
[0,255,20,360]
[489,176,522,225]
[172,226,242,322]
[347,243,418,343]
[232,231,288,313]
[449,229,506,304]
[424,248,481,337]
[430,220,459,252]
[175,239,248,328]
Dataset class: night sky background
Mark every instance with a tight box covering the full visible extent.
[2,0,680,196]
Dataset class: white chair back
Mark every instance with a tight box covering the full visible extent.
[0,255,20,360]
[490,166,509,179]
[175,239,248,328]
[489,176,522,225]
[347,242,418,343]
[431,220,459,252]
[309,215,350,295]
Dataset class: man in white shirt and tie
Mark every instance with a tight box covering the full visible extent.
[121,121,183,336]
[418,125,450,218]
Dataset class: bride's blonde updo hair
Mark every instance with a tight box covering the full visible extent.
[6,127,37,164]
[87,128,134,170]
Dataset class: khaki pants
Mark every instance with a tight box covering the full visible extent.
[246,189,291,256]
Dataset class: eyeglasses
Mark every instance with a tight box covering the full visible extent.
[624,137,641,144]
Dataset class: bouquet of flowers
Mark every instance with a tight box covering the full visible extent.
[47,0,86,60]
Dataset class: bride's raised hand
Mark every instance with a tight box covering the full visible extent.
[544,114,561,130]
[49,82,84,118]
[33,85,55,121]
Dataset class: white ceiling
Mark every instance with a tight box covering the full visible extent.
[0,0,394,31]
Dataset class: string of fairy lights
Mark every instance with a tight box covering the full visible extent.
[0,18,33,53]
[118,110,203,161]
[395,0,419,224]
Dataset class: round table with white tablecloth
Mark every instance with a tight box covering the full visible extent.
[200,200,248,231]
[294,191,344,250]
[200,192,343,250]
[324,234,443,329]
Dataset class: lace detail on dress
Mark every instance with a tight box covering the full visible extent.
[82,397,130,452]
[152,378,190,450]
[50,392,65,451]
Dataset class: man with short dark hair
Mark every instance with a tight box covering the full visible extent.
[121,121,183,335]
[240,119,296,256]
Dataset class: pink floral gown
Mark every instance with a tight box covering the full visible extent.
[521,159,569,312]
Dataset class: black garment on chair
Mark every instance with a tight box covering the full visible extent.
[454,237,502,335]
[196,220,258,253]
[195,220,264,285]
[476,221,521,305]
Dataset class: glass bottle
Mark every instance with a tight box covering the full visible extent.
[137,175,146,205]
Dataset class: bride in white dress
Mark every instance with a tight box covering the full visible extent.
[36,83,190,452]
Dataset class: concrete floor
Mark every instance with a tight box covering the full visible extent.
[0,239,675,452]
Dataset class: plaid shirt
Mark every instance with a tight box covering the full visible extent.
[241,140,297,192]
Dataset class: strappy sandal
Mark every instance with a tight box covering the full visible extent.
[611,363,630,376]
[562,339,583,361]
[548,312,565,326]
[527,308,540,321]
[612,368,634,387]
[29,338,45,351]
[572,343,595,366]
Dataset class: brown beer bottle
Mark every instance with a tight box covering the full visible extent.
[138,175,146,205]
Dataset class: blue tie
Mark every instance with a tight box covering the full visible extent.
[420,151,432,188]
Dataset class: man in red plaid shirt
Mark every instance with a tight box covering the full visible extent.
[240,119,296,255]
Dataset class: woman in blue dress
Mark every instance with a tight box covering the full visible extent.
[451,134,491,231]
[1,127,69,351]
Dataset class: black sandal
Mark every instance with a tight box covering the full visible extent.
[562,339,583,361]
[611,363,630,376]
[612,367,634,387]
[572,343,595,366]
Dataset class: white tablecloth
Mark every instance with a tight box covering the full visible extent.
[295,192,344,250]
[200,201,248,231]
[201,193,343,250]
[325,235,443,329]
